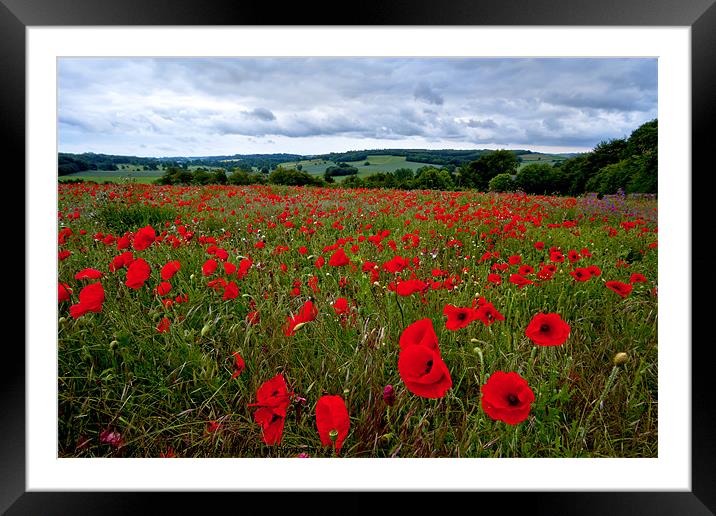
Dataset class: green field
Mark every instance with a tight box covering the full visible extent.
[59,163,229,184]
[517,153,569,169]
[280,154,435,180]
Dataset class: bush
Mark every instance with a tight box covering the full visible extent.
[268,168,324,187]
[488,173,516,192]
[515,163,555,194]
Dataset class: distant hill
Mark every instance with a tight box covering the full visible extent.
[58,148,568,176]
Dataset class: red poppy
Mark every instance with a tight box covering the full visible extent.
[202,259,218,276]
[518,264,534,275]
[606,281,633,298]
[629,273,647,284]
[231,352,246,378]
[398,343,452,398]
[399,318,439,351]
[316,395,350,451]
[328,248,350,267]
[133,225,156,251]
[246,310,260,325]
[161,260,181,280]
[487,273,502,285]
[481,371,535,424]
[443,305,476,330]
[473,302,505,326]
[396,278,429,296]
[248,373,291,412]
[284,300,318,336]
[382,255,410,274]
[160,448,175,458]
[69,282,105,318]
[509,274,533,288]
[116,235,131,250]
[248,374,291,445]
[223,262,237,275]
[333,297,350,315]
[237,257,253,279]
[222,281,239,300]
[58,282,72,303]
[252,408,285,445]
[110,251,134,272]
[74,268,103,280]
[570,268,592,282]
[525,312,571,346]
[156,317,171,333]
[567,250,581,263]
[587,265,602,277]
[154,281,172,296]
[125,258,151,289]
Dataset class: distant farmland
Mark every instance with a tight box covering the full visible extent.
[279,154,435,180]
[58,164,221,184]
[516,152,570,169]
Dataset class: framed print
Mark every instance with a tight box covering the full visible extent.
[9,0,715,513]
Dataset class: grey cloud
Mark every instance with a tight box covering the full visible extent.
[466,118,498,129]
[245,108,276,121]
[58,57,657,155]
[414,83,444,105]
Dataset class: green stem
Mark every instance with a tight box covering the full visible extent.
[579,366,620,447]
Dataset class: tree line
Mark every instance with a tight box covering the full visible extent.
[67,119,657,196]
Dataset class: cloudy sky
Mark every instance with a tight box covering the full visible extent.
[58,57,657,157]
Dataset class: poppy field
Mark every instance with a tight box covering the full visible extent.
[57,183,658,458]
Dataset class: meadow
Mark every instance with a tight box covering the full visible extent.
[279,154,434,179]
[57,183,657,458]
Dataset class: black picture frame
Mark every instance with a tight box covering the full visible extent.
[9,0,714,513]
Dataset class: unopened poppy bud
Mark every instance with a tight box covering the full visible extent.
[613,352,628,366]
[190,274,195,281]
[383,385,395,406]
[201,323,212,337]
[58,317,66,324]
[109,340,118,350]
[329,429,339,442]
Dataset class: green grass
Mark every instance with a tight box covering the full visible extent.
[517,153,569,169]
[279,155,435,180]
[57,184,658,458]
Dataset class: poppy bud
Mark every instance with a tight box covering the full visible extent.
[190,274,195,282]
[109,340,118,350]
[613,352,628,366]
[201,323,212,337]
[383,385,395,406]
[329,429,339,442]
[58,317,66,324]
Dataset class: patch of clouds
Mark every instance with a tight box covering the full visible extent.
[413,82,444,105]
[58,57,657,156]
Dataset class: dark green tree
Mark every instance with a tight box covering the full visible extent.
[488,173,516,192]
[515,163,555,194]
[460,150,519,191]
